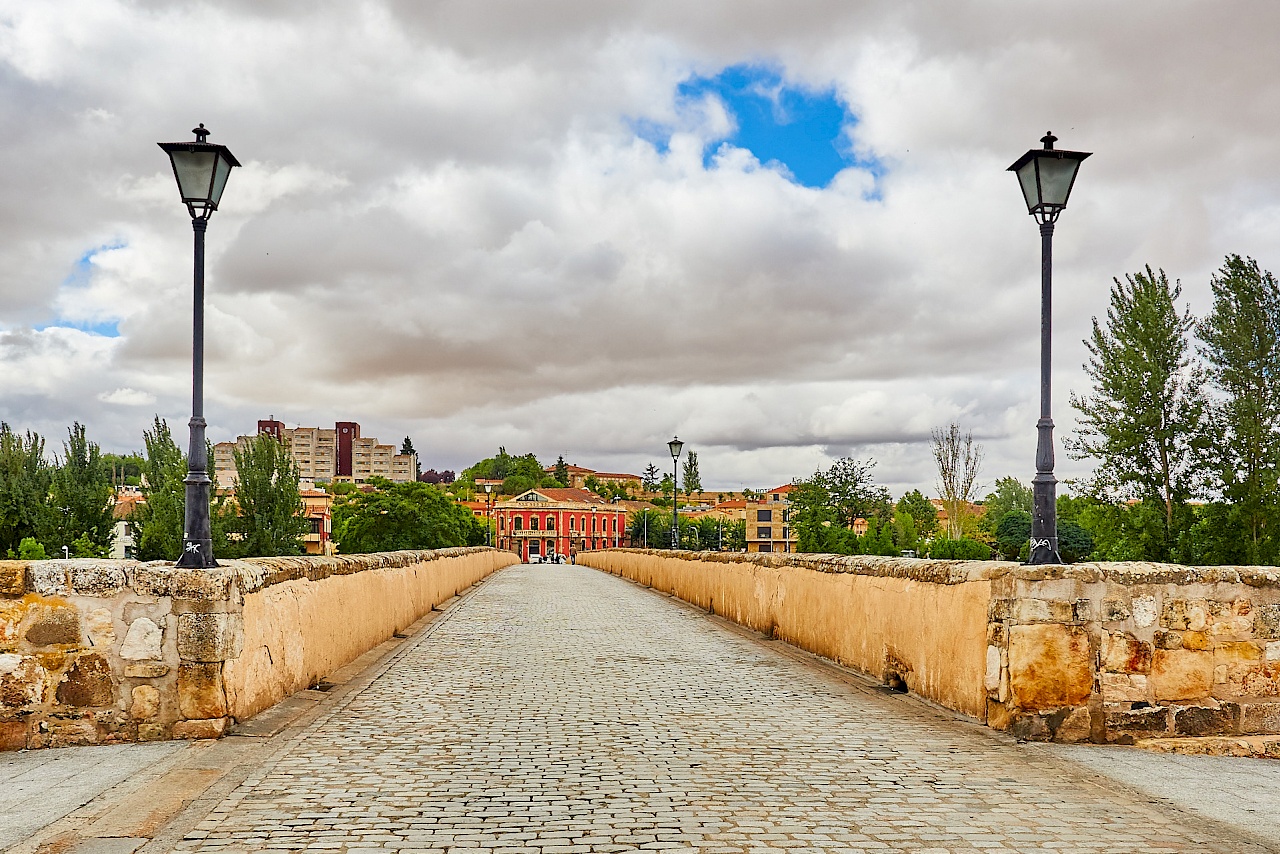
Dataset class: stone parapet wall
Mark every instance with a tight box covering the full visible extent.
[579,550,1280,749]
[0,547,518,750]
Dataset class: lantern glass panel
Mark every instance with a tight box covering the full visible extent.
[170,150,217,202]
[668,439,683,459]
[1016,160,1040,212]
[1036,155,1080,207]
[210,154,234,207]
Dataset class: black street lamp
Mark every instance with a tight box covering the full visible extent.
[1008,132,1090,565]
[484,483,494,546]
[668,437,683,549]
[159,124,240,569]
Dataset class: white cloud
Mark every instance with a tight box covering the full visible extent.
[3,1,1280,496]
[97,387,156,406]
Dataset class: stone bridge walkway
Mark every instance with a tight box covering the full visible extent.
[12,564,1280,853]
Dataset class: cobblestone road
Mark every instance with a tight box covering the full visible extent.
[171,564,1271,853]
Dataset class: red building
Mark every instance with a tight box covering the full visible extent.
[495,488,628,563]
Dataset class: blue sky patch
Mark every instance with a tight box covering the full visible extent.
[38,241,128,337]
[640,64,881,190]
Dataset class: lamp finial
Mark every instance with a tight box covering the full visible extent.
[1041,131,1057,150]
[193,123,209,143]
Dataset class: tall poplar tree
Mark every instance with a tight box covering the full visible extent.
[1198,255,1280,563]
[681,451,702,494]
[1069,265,1207,560]
[228,432,308,557]
[0,423,52,556]
[47,423,114,556]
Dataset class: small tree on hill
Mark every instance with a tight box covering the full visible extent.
[682,451,702,494]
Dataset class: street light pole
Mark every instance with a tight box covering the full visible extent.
[159,124,240,569]
[1008,132,1090,566]
[668,437,683,550]
[484,483,493,547]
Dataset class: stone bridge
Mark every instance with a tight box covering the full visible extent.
[2,549,1280,851]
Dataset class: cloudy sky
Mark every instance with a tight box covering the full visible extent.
[2,1,1277,495]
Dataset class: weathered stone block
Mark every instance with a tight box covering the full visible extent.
[1013,598,1053,623]
[138,722,168,741]
[1101,598,1131,622]
[24,605,80,646]
[1132,595,1157,628]
[120,617,163,660]
[55,653,114,707]
[1008,624,1093,711]
[1181,631,1210,650]
[1267,641,1280,662]
[1239,701,1280,734]
[1254,604,1280,638]
[25,564,69,596]
[70,563,125,596]
[171,717,228,740]
[1052,706,1092,743]
[123,662,169,678]
[989,599,1014,621]
[1154,630,1183,650]
[1072,599,1093,621]
[986,699,1012,730]
[1102,632,1152,673]
[1105,706,1170,741]
[1174,704,1234,736]
[1151,649,1213,700]
[0,562,25,597]
[1,659,48,707]
[0,720,26,750]
[177,613,243,662]
[131,685,161,720]
[47,719,97,747]
[178,662,227,719]
[1101,672,1149,702]
[1009,713,1052,742]
[84,608,115,648]
[984,645,1001,693]
[131,565,234,601]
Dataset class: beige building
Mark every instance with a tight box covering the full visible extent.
[215,418,417,487]
[745,485,797,553]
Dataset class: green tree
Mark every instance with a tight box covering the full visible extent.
[583,475,601,495]
[891,505,919,553]
[460,447,545,488]
[133,417,192,561]
[791,458,890,554]
[1069,265,1208,561]
[682,451,702,494]
[46,423,114,555]
[554,455,570,487]
[1057,520,1094,564]
[928,537,991,560]
[641,463,660,491]
[895,489,938,538]
[994,510,1032,560]
[1197,254,1280,564]
[333,478,485,553]
[224,433,308,557]
[0,423,52,557]
[981,477,1033,534]
[101,451,145,487]
[17,537,47,560]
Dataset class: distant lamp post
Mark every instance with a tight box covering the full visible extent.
[159,123,241,568]
[668,437,683,549]
[1008,131,1090,565]
[484,483,494,546]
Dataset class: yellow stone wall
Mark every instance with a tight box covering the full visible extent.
[576,550,994,720]
[0,548,518,751]
[579,550,1280,747]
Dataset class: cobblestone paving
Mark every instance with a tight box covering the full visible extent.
[172,564,1270,853]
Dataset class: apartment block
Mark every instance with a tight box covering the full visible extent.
[214,418,417,486]
[745,484,797,553]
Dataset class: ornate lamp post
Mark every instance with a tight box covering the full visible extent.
[1008,132,1090,565]
[484,483,494,546]
[159,124,240,568]
[668,437,683,549]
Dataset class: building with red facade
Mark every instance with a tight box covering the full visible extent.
[494,488,628,563]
